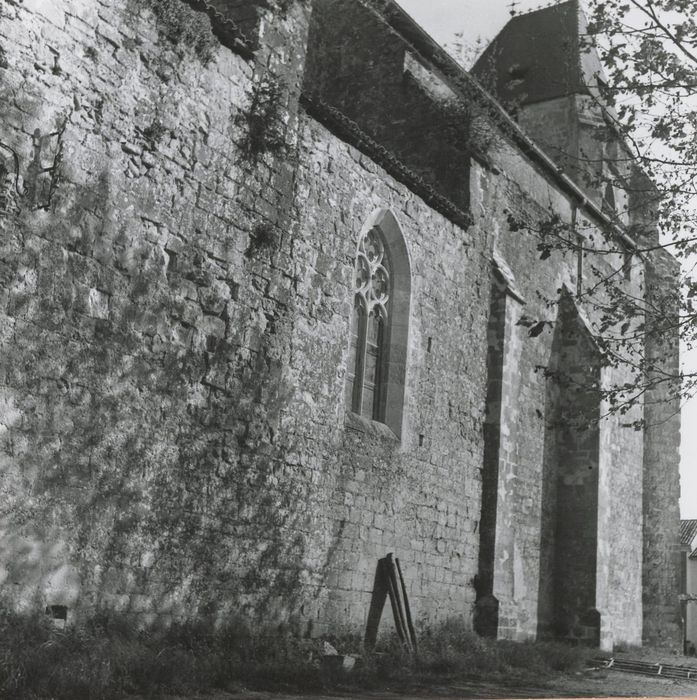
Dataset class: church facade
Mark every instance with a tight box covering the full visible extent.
[0,0,681,650]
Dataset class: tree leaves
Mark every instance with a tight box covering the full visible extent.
[529,321,548,337]
[517,316,552,337]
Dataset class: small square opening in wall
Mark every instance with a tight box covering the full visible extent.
[166,250,178,275]
[46,604,68,629]
[419,434,425,447]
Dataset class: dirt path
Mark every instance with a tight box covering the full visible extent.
[147,667,697,699]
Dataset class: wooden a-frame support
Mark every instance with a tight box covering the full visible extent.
[364,552,417,653]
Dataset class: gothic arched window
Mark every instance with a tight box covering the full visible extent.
[344,210,411,437]
[346,227,391,420]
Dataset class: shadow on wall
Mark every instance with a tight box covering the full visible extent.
[0,157,331,632]
[537,291,601,645]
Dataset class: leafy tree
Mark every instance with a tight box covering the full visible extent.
[574,0,697,413]
[460,0,697,423]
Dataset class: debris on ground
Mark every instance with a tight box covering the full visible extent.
[592,655,697,680]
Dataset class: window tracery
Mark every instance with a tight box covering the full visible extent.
[346,227,391,421]
[343,209,410,438]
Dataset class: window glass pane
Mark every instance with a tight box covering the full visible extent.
[346,226,393,423]
[365,344,378,387]
[348,301,361,374]
[364,311,384,419]
[346,297,364,413]
[367,310,381,344]
[361,384,375,418]
[372,267,389,304]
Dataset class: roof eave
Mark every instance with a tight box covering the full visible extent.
[364,0,637,249]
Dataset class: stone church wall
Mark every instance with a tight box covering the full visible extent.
[290,116,492,632]
[470,138,645,646]
[0,0,320,626]
[0,0,492,635]
[642,247,682,646]
[0,0,680,648]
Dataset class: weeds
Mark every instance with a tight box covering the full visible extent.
[245,221,277,257]
[144,0,218,63]
[142,119,168,148]
[374,620,585,684]
[0,610,327,699]
[0,611,587,698]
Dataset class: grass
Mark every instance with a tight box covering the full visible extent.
[344,619,586,690]
[0,610,325,699]
[0,611,588,698]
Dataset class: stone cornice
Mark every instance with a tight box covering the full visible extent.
[183,0,255,59]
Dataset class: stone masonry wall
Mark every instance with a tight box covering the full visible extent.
[292,117,491,631]
[0,0,327,626]
[479,278,525,640]
[0,0,492,635]
[519,96,579,179]
[0,0,679,648]
[547,299,601,643]
[470,136,645,645]
[304,0,471,212]
[642,247,682,647]
[630,170,681,648]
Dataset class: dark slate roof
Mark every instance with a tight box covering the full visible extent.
[681,519,697,546]
[316,0,636,245]
[471,0,586,106]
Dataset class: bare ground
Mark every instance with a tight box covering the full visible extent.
[144,666,697,699]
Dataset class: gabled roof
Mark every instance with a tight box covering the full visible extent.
[472,0,587,106]
[680,519,697,546]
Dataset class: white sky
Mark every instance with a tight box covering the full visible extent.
[396,0,541,57]
[395,0,697,519]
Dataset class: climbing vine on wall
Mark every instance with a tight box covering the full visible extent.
[439,98,497,159]
[238,76,289,160]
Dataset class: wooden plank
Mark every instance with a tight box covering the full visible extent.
[396,556,417,653]
[364,557,389,650]
[384,554,409,647]
[364,553,417,654]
